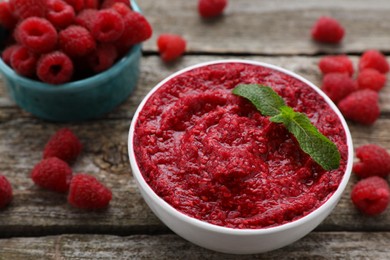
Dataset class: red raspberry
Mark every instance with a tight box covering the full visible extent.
[353,144,390,178]
[111,2,131,16]
[31,157,73,193]
[10,45,38,77]
[16,17,58,54]
[59,25,96,57]
[87,43,117,73]
[116,11,152,49]
[74,9,98,29]
[101,0,130,9]
[68,174,112,210]
[0,175,12,209]
[63,0,84,13]
[91,9,124,43]
[1,44,19,66]
[37,51,74,84]
[321,72,357,104]
[46,0,76,29]
[311,16,345,44]
[318,55,354,77]
[9,0,46,19]
[198,0,228,18]
[157,34,186,62]
[0,2,17,30]
[351,176,390,216]
[359,50,389,74]
[357,69,387,92]
[83,0,99,9]
[338,89,380,125]
[43,128,83,163]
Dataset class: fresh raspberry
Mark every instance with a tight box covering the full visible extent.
[1,44,20,66]
[359,50,389,74]
[353,144,390,178]
[157,34,186,62]
[59,25,96,57]
[63,0,84,13]
[9,0,46,19]
[46,0,76,29]
[10,45,38,77]
[43,128,82,163]
[83,0,99,9]
[0,2,17,30]
[351,176,390,216]
[87,43,117,73]
[198,0,228,18]
[111,2,131,16]
[318,55,354,77]
[101,0,130,9]
[31,157,73,193]
[16,17,58,54]
[91,9,124,43]
[338,89,380,125]
[74,9,98,29]
[321,73,357,104]
[116,11,152,49]
[68,174,112,210]
[0,175,12,209]
[311,16,345,44]
[37,51,74,84]
[357,69,387,92]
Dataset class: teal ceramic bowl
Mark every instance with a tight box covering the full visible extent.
[0,0,142,122]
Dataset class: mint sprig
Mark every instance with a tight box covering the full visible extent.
[232,84,341,171]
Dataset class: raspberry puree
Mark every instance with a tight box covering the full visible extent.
[133,62,348,229]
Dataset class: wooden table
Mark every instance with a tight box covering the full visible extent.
[1,0,390,258]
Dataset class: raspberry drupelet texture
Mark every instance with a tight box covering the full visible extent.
[31,157,73,193]
[1,44,19,66]
[111,2,132,16]
[357,69,387,92]
[74,9,97,29]
[157,34,186,62]
[10,45,38,77]
[91,9,124,43]
[16,17,58,54]
[0,175,12,209]
[0,2,18,30]
[353,144,390,178]
[9,0,46,19]
[68,174,112,210]
[59,25,96,57]
[63,0,84,13]
[318,55,354,77]
[351,176,390,216]
[37,51,74,84]
[46,0,76,29]
[359,49,389,74]
[198,0,228,18]
[321,72,357,104]
[87,43,117,73]
[43,128,82,163]
[101,0,130,9]
[338,89,380,125]
[311,16,345,44]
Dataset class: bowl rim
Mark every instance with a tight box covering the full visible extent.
[0,0,141,93]
[128,59,354,235]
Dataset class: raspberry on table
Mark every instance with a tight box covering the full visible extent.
[43,128,82,163]
[31,157,73,193]
[357,69,387,92]
[59,25,96,57]
[87,43,117,73]
[0,175,12,209]
[37,51,74,84]
[91,9,124,43]
[359,49,389,74]
[318,55,354,77]
[16,17,58,54]
[46,0,76,29]
[311,16,345,44]
[0,2,18,30]
[1,44,20,66]
[353,144,390,178]
[338,89,380,125]
[157,34,186,62]
[351,176,390,216]
[10,45,38,77]
[68,174,112,210]
[321,72,357,104]
[198,0,228,18]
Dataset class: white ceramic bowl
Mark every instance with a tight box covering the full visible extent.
[128,60,353,254]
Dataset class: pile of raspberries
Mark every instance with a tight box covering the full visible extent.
[0,128,112,210]
[0,0,152,84]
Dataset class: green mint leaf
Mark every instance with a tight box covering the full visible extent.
[232,84,285,116]
[233,84,341,171]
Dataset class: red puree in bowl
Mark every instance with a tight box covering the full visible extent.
[134,62,348,229]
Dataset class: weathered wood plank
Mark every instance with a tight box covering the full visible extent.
[139,0,390,55]
[0,232,390,259]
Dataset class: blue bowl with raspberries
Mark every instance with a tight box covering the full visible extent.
[0,0,150,121]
